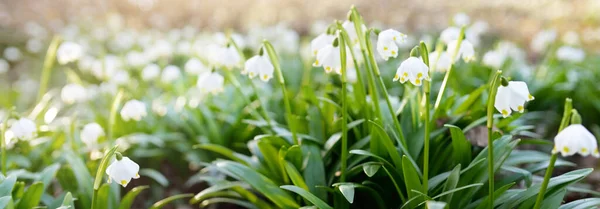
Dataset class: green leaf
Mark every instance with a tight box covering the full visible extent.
[0,196,12,209]
[281,185,333,209]
[37,163,60,191]
[472,182,515,209]
[455,85,487,114]
[301,142,327,201]
[0,175,16,196]
[93,184,111,209]
[61,192,74,207]
[402,155,422,202]
[338,184,355,204]
[194,144,252,166]
[139,169,169,187]
[118,186,149,209]
[445,125,471,166]
[284,162,309,191]
[150,193,193,209]
[442,165,461,204]
[16,182,44,209]
[363,164,381,177]
[285,145,303,170]
[190,182,247,204]
[426,201,448,209]
[257,138,288,184]
[199,197,258,209]
[213,160,300,209]
[368,121,404,171]
[558,198,600,209]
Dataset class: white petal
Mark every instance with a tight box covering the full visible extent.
[494,86,512,118]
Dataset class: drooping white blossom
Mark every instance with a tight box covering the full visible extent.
[494,81,534,118]
[447,39,475,62]
[9,118,37,139]
[311,33,336,56]
[393,57,430,86]
[57,41,84,64]
[184,58,209,75]
[428,51,451,72]
[120,100,147,121]
[377,29,407,61]
[141,64,161,81]
[482,50,507,69]
[244,54,274,82]
[556,46,585,63]
[197,72,225,95]
[61,83,88,104]
[80,123,104,148]
[553,124,599,158]
[161,65,181,83]
[106,156,140,187]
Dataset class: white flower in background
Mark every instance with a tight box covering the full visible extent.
[530,29,557,53]
[9,118,37,139]
[494,81,534,118]
[469,20,489,36]
[428,51,451,72]
[125,51,148,67]
[120,100,147,121]
[197,72,224,95]
[447,39,475,62]
[106,156,140,187]
[440,27,461,44]
[80,123,104,148]
[393,57,430,86]
[24,21,48,39]
[244,54,274,82]
[347,66,358,83]
[216,45,241,68]
[152,39,173,59]
[176,41,192,55]
[78,56,95,72]
[26,39,44,53]
[553,124,599,157]
[482,50,507,69]
[110,71,130,85]
[311,33,336,56]
[377,29,407,61]
[342,20,367,45]
[562,31,580,46]
[142,64,161,81]
[0,59,8,74]
[91,55,121,80]
[184,58,209,75]
[161,65,181,83]
[61,83,88,104]
[57,41,83,64]
[453,13,471,26]
[556,46,585,63]
[4,47,22,62]
[152,99,168,116]
[314,44,341,74]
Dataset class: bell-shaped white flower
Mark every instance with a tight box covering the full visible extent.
[120,100,147,121]
[553,124,599,157]
[440,27,461,44]
[9,118,37,139]
[161,65,181,83]
[61,83,88,104]
[342,20,367,46]
[216,45,241,68]
[530,29,557,53]
[393,57,430,86]
[80,123,104,148]
[244,54,274,82]
[377,29,407,61]
[26,38,44,53]
[0,59,9,74]
[184,58,209,75]
[197,72,225,95]
[3,47,22,62]
[141,64,160,81]
[311,33,336,56]
[106,156,140,187]
[428,51,451,72]
[453,13,471,26]
[556,46,585,63]
[494,81,534,118]
[57,41,83,65]
[447,39,475,62]
[110,71,130,85]
[314,44,341,74]
[482,50,507,69]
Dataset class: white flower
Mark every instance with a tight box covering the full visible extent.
[428,51,451,72]
[91,55,121,80]
[494,81,534,118]
[440,27,461,44]
[9,118,37,139]
[393,57,430,86]
[80,123,104,148]
[342,20,367,46]
[377,29,407,61]
[453,13,471,26]
[152,99,168,116]
[61,83,88,104]
[141,64,161,81]
[120,100,147,121]
[125,51,148,67]
[562,31,580,46]
[216,45,241,68]
[447,39,475,62]
[482,50,507,69]
[3,47,22,62]
[556,46,585,63]
[197,72,225,95]
[530,29,557,53]
[161,65,181,83]
[106,156,140,187]
[311,33,336,56]
[244,54,274,82]
[26,39,44,53]
[184,58,209,75]
[110,71,130,85]
[314,44,341,74]
[0,59,8,74]
[57,42,83,64]
[553,124,599,157]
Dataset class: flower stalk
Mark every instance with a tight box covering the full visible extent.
[434,26,466,111]
[533,98,573,209]
[419,41,431,194]
[0,114,7,175]
[262,40,299,144]
[336,34,350,182]
[91,145,119,209]
[486,70,503,209]
[336,22,368,117]
[37,36,62,104]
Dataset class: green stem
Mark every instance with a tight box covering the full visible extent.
[36,36,62,104]
[107,90,124,143]
[223,69,265,122]
[419,41,431,194]
[533,98,573,209]
[365,29,407,148]
[91,145,119,209]
[486,70,503,209]
[338,33,349,182]
[433,27,466,112]
[262,40,299,144]
[0,115,7,175]
[336,22,368,119]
